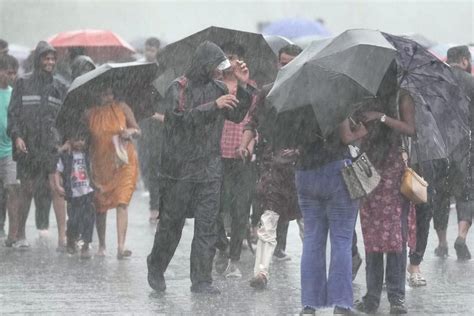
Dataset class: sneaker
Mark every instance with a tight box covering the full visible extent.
[190,282,220,294]
[300,306,316,315]
[147,255,166,292]
[407,272,427,287]
[389,302,408,314]
[334,306,357,315]
[354,299,377,314]
[352,252,363,281]
[215,251,229,274]
[249,273,268,290]
[434,245,449,258]
[454,237,471,260]
[273,249,291,261]
[12,239,30,250]
[223,262,242,279]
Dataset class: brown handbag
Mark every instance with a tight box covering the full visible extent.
[400,151,428,204]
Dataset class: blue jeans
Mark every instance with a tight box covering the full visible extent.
[296,160,359,309]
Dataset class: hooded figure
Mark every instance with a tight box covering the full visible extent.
[8,40,68,174]
[148,41,253,294]
[70,55,96,80]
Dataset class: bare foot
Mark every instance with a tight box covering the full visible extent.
[96,247,106,257]
[407,264,421,274]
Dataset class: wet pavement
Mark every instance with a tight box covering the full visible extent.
[1,190,474,315]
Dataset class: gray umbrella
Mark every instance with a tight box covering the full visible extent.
[153,26,278,96]
[267,29,397,137]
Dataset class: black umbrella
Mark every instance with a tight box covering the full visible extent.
[56,61,158,136]
[382,33,470,163]
[266,29,397,139]
[153,26,278,96]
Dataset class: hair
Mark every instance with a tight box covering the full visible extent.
[278,44,303,58]
[0,54,18,70]
[220,42,246,59]
[68,47,86,60]
[447,45,472,64]
[145,37,161,49]
[0,39,8,51]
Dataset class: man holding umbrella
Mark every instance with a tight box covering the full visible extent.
[147,41,253,294]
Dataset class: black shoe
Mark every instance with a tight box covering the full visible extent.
[354,299,377,314]
[454,237,471,260]
[300,306,316,315]
[334,306,357,314]
[273,248,291,261]
[249,273,268,290]
[434,245,448,258]
[147,255,166,292]
[352,253,363,281]
[190,282,221,294]
[389,302,407,314]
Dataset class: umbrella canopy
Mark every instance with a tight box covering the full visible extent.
[153,26,278,96]
[262,17,332,39]
[263,35,294,56]
[267,29,397,138]
[400,33,437,49]
[382,33,470,163]
[57,61,158,136]
[48,29,136,63]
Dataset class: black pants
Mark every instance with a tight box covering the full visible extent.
[34,179,52,230]
[66,193,96,243]
[275,219,289,253]
[410,159,450,265]
[363,201,408,308]
[216,159,255,261]
[149,179,221,285]
[0,185,6,231]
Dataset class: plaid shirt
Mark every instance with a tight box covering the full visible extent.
[220,114,251,159]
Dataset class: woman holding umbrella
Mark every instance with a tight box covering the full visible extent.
[85,84,140,259]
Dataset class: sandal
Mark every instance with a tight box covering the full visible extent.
[117,249,132,260]
[407,272,427,287]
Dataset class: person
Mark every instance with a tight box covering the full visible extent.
[214,42,257,279]
[86,85,140,259]
[0,40,8,56]
[7,41,68,250]
[237,44,303,290]
[0,54,21,247]
[355,74,416,314]
[54,129,95,259]
[446,45,474,260]
[144,37,161,63]
[147,41,253,294]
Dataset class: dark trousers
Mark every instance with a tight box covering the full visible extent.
[149,179,221,285]
[34,179,52,230]
[148,163,160,211]
[352,231,359,257]
[0,185,6,231]
[410,159,450,265]
[66,193,95,243]
[216,159,255,261]
[275,219,289,252]
[363,202,408,308]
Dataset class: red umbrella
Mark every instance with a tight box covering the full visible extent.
[48,29,136,63]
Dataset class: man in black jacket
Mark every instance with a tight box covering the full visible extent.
[147,41,253,294]
[7,41,68,249]
[447,46,474,260]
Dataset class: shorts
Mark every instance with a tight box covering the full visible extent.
[0,156,19,187]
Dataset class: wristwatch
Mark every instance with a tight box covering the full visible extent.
[380,114,387,123]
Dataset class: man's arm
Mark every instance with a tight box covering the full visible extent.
[7,79,27,153]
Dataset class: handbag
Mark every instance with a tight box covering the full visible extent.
[400,150,428,204]
[342,152,381,199]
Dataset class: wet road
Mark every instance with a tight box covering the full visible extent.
[1,190,474,315]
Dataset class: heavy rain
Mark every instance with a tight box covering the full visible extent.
[0,0,474,314]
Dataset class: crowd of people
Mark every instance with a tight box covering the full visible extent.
[0,31,473,315]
